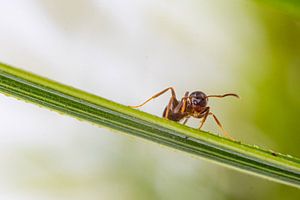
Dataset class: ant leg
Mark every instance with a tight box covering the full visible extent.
[164,96,175,118]
[198,107,210,129]
[130,87,176,108]
[180,92,189,113]
[167,91,189,120]
[173,91,189,114]
[209,112,235,140]
[182,117,190,125]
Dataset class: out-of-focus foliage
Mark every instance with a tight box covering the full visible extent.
[227,2,300,199]
[0,0,300,200]
[256,0,300,18]
[236,1,300,155]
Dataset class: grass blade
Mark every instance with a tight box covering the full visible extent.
[0,62,299,188]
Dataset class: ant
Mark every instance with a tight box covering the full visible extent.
[130,87,239,139]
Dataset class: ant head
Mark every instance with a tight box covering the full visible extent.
[189,91,208,108]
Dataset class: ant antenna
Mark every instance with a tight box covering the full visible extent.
[207,93,239,99]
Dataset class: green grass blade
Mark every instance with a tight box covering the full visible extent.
[0,62,299,188]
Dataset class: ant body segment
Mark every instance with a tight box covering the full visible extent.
[130,87,239,139]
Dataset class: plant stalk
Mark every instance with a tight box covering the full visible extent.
[0,62,299,188]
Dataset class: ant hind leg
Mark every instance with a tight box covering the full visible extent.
[130,87,176,108]
[163,95,176,119]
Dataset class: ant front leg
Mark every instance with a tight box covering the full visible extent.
[130,87,177,109]
[182,117,190,125]
[198,107,210,129]
[197,108,234,140]
[173,91,189,114]
[209,112,235,140]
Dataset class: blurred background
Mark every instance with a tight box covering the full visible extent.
[0,0,299,199]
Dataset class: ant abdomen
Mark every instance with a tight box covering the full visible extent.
[162,106,183,121]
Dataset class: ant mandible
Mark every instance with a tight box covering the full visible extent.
[130,87,239,139]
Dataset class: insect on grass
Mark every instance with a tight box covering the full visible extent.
[130,87,239,139]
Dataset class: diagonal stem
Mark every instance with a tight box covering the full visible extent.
[0,62,299,188]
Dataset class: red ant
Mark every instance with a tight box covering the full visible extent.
[130,87,239,139]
